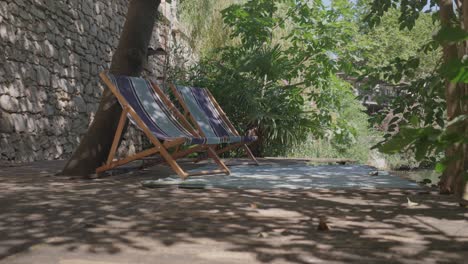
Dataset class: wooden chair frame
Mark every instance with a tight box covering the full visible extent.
[168,84,259,166]
[96,72,231,179]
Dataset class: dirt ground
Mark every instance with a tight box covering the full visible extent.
[0,159,467,264]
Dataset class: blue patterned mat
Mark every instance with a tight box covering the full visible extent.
[141,164,422,190]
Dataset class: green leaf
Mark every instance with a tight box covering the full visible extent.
[435,162,446,173]
[407,57,420,69]
[433,26,468,44]
[440,59,468,83]
[378,133,417,154]
[409,115,419,126]
[414,140,430,161]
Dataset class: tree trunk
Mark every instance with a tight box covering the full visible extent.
[438,0,468,204]
[61,0,161,176]
[461,0,468,204]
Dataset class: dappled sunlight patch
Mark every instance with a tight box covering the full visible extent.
[59,260,118,264]
[312,195,393,206]
[409,216,468,239]
[362,229,429,245]
[247,208,305,219]
[197,250,256,262]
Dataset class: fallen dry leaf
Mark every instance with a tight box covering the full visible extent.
[317,216,330,231]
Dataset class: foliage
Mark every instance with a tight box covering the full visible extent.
[355,8,440,76]
[178,0,240,55]
[362,0,468,179]
[283,1,444,164]
[287,76,371,163]
[364,0,438,30]
[176,0,456,169]
[222,0,278,48]
[176,0,363,156]
[183,45,315,156]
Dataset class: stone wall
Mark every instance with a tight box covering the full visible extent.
[0,0,195,162]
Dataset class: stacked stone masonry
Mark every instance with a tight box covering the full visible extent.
[0,0,195,162]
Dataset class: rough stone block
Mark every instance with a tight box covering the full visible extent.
[43,39,55,58]
[0,23,7,40]
[72,96,87,113]
[0,94,19,112]
[11,113,26,132]
[35,66,50,86]
[0,111,14,133]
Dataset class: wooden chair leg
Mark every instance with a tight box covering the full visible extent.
[194,142,259,166]
[243,144,259,165]
[96,109,128,174]
[206,147,231,175]
[106,108,129,165]
[156,143,190,179]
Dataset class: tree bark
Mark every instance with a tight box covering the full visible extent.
[461,0,468,204]
[438,0,468,203]
[61,0,161,176]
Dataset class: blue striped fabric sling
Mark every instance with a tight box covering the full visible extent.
[175,85,257,144]
[106,73,237,145]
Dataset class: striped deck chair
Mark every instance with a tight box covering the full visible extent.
[96,72,231,179]
[168,84,259,165]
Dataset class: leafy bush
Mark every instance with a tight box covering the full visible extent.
[286,76,371,163]
[173,0,362,156]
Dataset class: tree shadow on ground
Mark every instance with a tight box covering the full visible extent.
[0,159,467,263]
